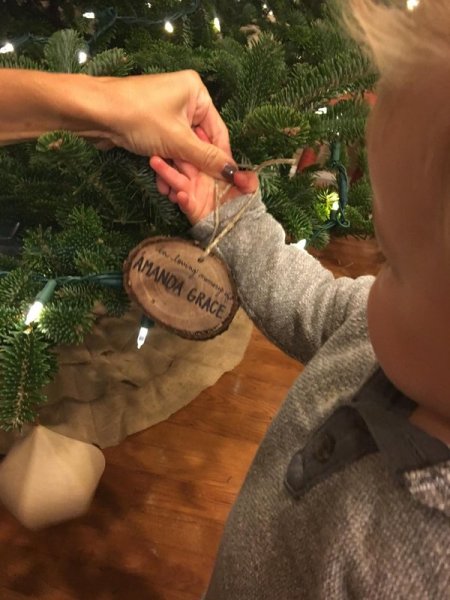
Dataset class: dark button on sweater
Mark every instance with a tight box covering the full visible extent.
[285,405,377,498]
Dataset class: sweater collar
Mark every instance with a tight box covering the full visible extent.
[353,369,450,517]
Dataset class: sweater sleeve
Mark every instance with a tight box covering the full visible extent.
[191,191,374,364]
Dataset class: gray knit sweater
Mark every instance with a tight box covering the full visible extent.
[191,193,450,600]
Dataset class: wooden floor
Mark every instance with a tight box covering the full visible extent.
[0,237,383,600]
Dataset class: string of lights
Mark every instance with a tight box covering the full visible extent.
[0,268,157,348]
[0,146,348,347]
[0,0,422,55]
[0,0,203,55]
[87,0,202,45]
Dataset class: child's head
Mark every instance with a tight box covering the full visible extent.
[349,0,450,414]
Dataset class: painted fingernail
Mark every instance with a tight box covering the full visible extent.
[221,163,238,184]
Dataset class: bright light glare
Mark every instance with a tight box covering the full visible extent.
[164,21,174,34]
[78,50,88,64]
[137,327,149,350]
[82,11,96,19]
[25,301,44,326]
[0,42,14,54]
[213,17,221,32]
[407,0,420,10]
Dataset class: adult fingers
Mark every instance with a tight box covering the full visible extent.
[196,101,231,156]
[173,158,198,180]
[180,128,237,183]
[194,126,211,144]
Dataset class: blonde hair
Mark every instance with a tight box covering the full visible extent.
[345,0,450,254]
[346,0,450,83]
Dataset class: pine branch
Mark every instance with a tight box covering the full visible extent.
[0,269,38,306]
[0,54,40,70]
[35,130,99,168]
[310,98,370,143]
[83,48,133,76]
[21,226,57,275]
[278,50,377,111]
[44,29,85,73]
[38,302,95,345]
[0,326,57,431]
[241,104,310,161]
[222,33,287,120]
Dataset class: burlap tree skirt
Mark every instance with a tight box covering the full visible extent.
[0,308,253,453]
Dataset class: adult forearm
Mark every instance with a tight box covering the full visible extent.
[0,69,109,145]
[0,68,235,180]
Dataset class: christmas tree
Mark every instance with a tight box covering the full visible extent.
[0,0,378,431]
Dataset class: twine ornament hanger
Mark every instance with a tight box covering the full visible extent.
[202,158,297,258]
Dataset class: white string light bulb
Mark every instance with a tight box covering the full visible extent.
[0,42,14,54]
[25,301,44,326]
[78,50,88,64]
[25,280,57,326]
[332,200,340,212]
[164,21,174,34]
[82,12,96,19]
[213,17,221,32]
[137,326,149,350]
[137,316,154,350]
[406,0,420,11]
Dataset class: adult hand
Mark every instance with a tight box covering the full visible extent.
[102,70,237,182]
[0,69,237,183]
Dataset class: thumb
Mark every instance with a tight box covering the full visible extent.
[182,129,238,183]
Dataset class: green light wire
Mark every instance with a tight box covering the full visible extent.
[5,1,202,52]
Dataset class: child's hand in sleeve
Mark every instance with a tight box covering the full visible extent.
[150,127,258,225]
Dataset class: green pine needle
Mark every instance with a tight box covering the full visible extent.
[83,48,133,77]
[38,303,95,345]
[0,327,57,431]
[44,29,85,73]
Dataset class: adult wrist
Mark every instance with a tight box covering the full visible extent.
[56,73,115,142]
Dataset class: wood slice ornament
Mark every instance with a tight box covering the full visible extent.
[123,237,239,340]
